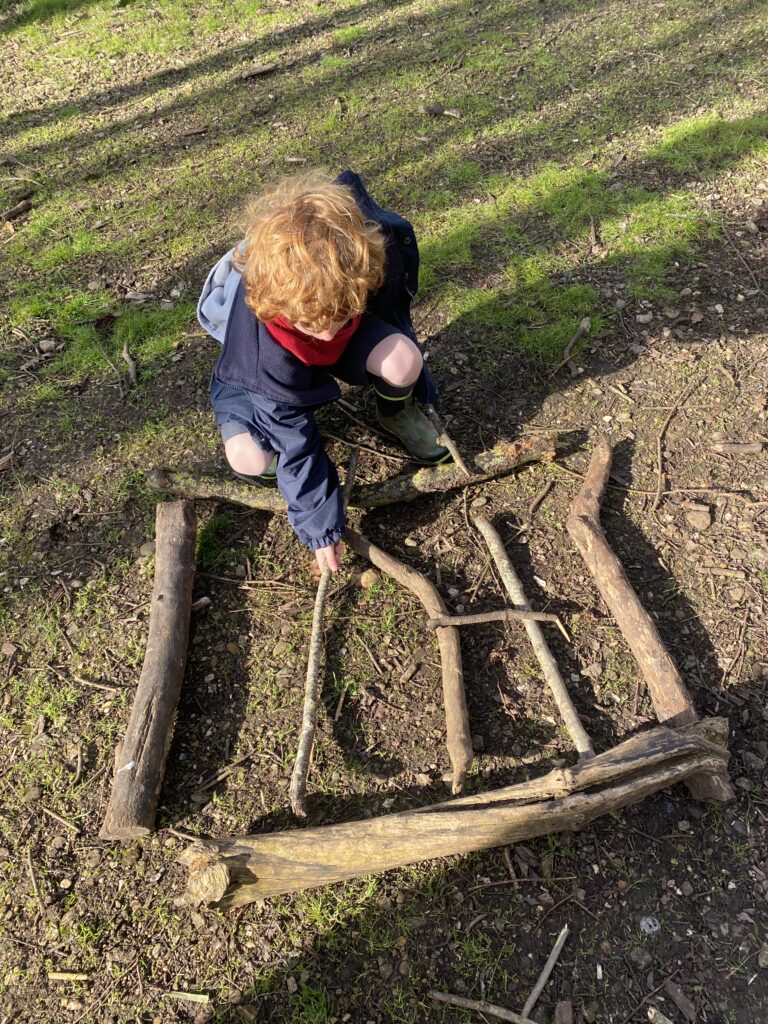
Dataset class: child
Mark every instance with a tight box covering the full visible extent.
[197,170,449,573]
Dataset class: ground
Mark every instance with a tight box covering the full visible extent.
[1,0,767,1021]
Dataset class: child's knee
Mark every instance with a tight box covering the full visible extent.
[224,432,274,476]
[367,333,423,387]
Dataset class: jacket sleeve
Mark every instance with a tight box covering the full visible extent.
[268,404,345,550]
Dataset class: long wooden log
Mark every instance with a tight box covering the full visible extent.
[345,528,473,794]
[566,439,734,804]
[178,718,729,908]
[146,434,557,512]
[100,501,197,840]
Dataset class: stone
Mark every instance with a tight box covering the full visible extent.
[758,945,768,969]
[139,541,156,557]
[629,946,652,969]
[685,507,712,531]
[360,569,380,589]
[636,312,654,324]
[38,337,58,353]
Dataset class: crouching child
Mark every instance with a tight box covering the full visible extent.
[197,170,450,573]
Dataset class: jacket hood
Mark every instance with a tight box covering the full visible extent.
[197,247,243,343]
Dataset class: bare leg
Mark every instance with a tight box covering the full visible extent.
[365,332,423,386]
[224,431,275,476]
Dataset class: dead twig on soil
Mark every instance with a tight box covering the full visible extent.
[26,846,47,919]
[652,375,703,511]
[290,452,359,817]
[721,221,761,293]
[121,343,138,386]
[425,608,564,630]
[40,804,80,834]
[473,515,594,760]
[424,406,472,476]
[428,990,537,1024]
[549,317,591,376]
[521,922,569,1018]
[528,479,554,519]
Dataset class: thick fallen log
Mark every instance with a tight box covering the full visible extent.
[178,718,728,908]
[100,501,197,840]
[345,528,473,794]
[147,434,557,512]
[566,439,734,804]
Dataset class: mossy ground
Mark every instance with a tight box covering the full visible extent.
[1,0,768,1021]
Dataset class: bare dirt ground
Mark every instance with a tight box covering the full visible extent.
[1,1,768,1022]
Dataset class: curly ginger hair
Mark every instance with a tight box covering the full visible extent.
[233,172,387,333]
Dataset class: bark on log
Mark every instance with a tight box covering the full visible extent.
[344,529,473,794]
[566,439,734,804]
[147,434,557,512]
[100,501,197,840]
[178,718,729,908]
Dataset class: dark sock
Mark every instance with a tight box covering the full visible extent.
[368,373,413,415]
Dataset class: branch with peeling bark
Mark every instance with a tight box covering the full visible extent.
[147,433,557,511]
[178,719,729,907]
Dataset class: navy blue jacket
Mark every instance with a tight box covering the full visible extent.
[208,171,437,551]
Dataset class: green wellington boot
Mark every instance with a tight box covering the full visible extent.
[377,397,452,465]
[232,455,278,488]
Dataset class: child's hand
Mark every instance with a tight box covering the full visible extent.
[315,542,343,573]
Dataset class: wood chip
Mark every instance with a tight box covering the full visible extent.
[662,980,696,1022]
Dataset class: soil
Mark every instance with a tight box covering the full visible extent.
[2,5,768,1022]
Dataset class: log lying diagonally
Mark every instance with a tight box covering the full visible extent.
[566,438,734,804]
[147,433,557,512]
[344,528,473,795]
[178,718,729,908]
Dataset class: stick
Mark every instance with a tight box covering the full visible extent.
[40,805,80,834]
[473,516,595,760]
[528,479,554,519]
[428,990,537,1024]
[566,439,734,804]
[426,609,563,628]
[26,846,47,919]
[652,376,702,511]
[345,528,473,793]
[178,720,729,907]
[424,407,472,477]
[290,452,359,817]
[549,317,591,376]
[147,433,557,512]
[100,501,197,839]
[121,343,138,387]
[521,923,569,1017]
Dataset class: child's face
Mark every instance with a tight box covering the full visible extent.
[294,320,349,341]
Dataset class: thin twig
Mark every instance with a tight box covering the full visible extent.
[652,375,703,511]
[428,990,538,1024]
[549,317,591,376]
[721,222,761,292]
[619,970,680,1024]
[121,343,138,386]
[528,479,554,519]
[26,846,47,919]
[473,516,594,760]
[554,463,761,503]
[40,804,81,834]
[290,451,359,816]
[426,609,564,629]
[521,922,570,1018]
[424,407,472,476]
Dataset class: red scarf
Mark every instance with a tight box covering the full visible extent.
[264,314,361,366]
